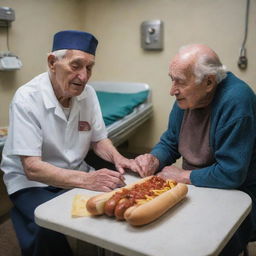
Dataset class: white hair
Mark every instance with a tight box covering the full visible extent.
[48,49,68,60]
[47,49,68,72]
[178,45,227,85]
[194,54,227,84]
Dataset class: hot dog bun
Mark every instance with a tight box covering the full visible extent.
[124,183,188,226]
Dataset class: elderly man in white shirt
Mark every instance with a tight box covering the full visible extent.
[1,30,139,256]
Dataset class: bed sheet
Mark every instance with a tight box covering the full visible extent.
[90,81,153,146]
[96,90,149,126]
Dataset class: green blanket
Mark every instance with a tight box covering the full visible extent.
[96,90,149,126]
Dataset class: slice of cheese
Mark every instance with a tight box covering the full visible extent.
[71,194,92,217]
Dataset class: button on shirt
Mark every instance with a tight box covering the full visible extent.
[1,72,108,194]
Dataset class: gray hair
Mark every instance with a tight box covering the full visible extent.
[48,49,68,60]
[178,45,227,84]
[47,50,68,72]
[194,54,227,84]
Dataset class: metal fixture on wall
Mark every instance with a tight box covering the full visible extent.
[0,7,15,26]
[0,6,22,71]
[237,0,250,70]
[140,20,164,51]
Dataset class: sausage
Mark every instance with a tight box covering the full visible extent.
[114,198,134,220]
[86,191,115,215]
[104,192,123,216]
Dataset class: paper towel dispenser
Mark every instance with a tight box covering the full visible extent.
[0,7,15,27]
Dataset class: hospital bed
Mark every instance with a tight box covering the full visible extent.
[89,81,153,146]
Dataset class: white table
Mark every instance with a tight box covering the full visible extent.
[35,174,252,256]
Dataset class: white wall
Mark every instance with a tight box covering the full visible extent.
[0,0,255,152]
[81,0,256,151]
[0,0,82,126]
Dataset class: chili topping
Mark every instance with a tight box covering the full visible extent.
[111,176,176,207]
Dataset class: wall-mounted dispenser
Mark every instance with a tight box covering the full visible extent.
[141,20,163,51]
[0,6,22,71]
[0,7,15,27]
[0,52,22,70]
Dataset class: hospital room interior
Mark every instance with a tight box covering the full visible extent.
[0,0,256,255]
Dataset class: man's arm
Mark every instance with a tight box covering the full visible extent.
[134,104,183,177]
[21,156,125,192]
[151,103,183,169]
[91,138,140,174]
[158,115,255,187]
[190,116,255,189]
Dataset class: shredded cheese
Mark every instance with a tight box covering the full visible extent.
[135,180,177,205]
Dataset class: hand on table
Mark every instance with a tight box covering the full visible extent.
[157,165,191,184]
[84,169,126,192]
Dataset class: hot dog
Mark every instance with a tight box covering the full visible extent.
[86,176,188,226]
[86,177,151,216]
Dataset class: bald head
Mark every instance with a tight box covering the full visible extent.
[170,44,226,84]
[177,44,220,63]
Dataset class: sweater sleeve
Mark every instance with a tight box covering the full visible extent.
[190,116,255,189]
[151,103,182,169]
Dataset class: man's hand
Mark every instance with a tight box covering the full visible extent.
[157,165,191,184]
[114,155,141,174]
[84,169,126,192]
[92,139,142,175]
[134,154,159,177]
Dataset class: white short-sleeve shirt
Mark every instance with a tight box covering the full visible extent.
[1,72,108,194]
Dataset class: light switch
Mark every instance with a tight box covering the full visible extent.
[141,20,163,50]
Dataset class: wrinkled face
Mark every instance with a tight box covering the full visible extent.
[169,57,213,109]
[48,50,95,100]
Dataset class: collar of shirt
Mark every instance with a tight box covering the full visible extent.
[40,72,88,121]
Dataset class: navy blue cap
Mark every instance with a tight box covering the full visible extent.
[52,30,98,55]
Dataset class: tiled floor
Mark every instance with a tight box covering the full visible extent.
[0,217,21,256]
[247,241,256,255]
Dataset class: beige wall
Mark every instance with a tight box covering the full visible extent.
[0,0,255,152]
[0,0,82,126]
[81,0,256,152]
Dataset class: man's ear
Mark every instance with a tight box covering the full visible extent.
[47,54,57,72]
[205,75,216,92]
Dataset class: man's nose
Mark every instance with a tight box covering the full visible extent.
[77,68,88,81]
[170,83,179,96]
